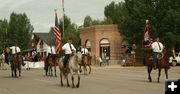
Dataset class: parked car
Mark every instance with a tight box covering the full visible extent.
[169,53,180,66]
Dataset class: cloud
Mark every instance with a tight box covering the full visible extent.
[0,0,12,9]
[9,0,35,10]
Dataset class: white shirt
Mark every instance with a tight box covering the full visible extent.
[62,43,76,54]
[47,46,56,54]
[152,42,164,53]
[10,46,21,54]
[81,48,88,55]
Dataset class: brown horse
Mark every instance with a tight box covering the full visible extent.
[143,48,174,83]
[45,55,58,77]
[80,53,92,74]
[11,54,23,77]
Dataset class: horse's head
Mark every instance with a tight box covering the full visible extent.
[163,48,175,59]
[76,51,82,64]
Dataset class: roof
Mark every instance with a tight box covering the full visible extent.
[33,32,55,46]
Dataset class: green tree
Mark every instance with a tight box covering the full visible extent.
[104,0,180,47]
[83,16,93,27]
[59,15,80,47]
[8,12,33,50]
[0,19,9,51]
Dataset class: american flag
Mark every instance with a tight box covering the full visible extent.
[54,11,61,54]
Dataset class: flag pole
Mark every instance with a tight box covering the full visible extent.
[62,0,65,37]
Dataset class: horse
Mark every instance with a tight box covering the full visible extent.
[45,54,58,77]
[58,52,82,88]
[143,48,174,83]
[11,53,23,77]
[80,53,92,74]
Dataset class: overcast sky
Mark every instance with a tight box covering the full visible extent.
[0,0,123,32]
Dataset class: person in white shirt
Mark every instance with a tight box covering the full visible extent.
[151,37,164,69]
[45,44,56,66]
[62,37,76,69]
[10,43,21,55]
[9,42,25,66]
[81,45,89,56]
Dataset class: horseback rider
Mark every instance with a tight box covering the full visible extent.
[79,45,88,72]
[9,42,25,66]
[62,37,76,69]
[151,37,164,69]
[47,44,56,62]
[81,45,88,58]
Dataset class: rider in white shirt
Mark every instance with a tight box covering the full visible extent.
[81,45,89,56]
[9,42,25,66]
[10,44,21,55]
[45,44,56,67]
[151,37,164,69]
[62,37,76,69]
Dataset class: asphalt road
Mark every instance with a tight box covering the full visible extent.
[0,65,179,94]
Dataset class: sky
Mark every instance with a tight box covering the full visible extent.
[0,0,123,33]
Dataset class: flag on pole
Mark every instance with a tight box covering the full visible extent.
[54,10,61,54]
[143,20,152,48]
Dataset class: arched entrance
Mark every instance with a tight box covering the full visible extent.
[99,38,110,60]
[85,39,91,51]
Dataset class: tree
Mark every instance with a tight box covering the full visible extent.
[83,16,93,27]
[8,12,33,50]
[104,0,180,48]
[0,19,9,51]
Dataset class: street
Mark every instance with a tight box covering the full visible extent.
[0,65,179,94]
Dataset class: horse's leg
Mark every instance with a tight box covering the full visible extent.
[147,66,152,82]
[71,75,75,88]
[89,65,91,74]
[11,66,14,77]
[54,65,57,77]
[66,75,70,87]
[15,68,17,77]
[79,65,82,73]
[83,65,87,75]
[45,63,48,76]
[48,66,50,76]
[50,66,53,76]
[60,71,63,86]
[18,66,21,77]
[157,68,161,83]
[76,71,80,88]
[165,68,168,79]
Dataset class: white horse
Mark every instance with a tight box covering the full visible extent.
[58,52,82,88]
[0,53,7,70]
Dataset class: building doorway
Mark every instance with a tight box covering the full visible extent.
[99,39,110,60]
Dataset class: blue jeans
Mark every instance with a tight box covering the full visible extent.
[152,52,159,66]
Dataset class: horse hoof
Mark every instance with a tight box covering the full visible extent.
[76,84,79,88]
[67,84,70,87]
[61,84,63,86]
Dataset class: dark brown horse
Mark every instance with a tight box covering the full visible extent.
[11,54,23,77]
[143,48,174,83]
[80,53,92,75]
[45,55,58,77]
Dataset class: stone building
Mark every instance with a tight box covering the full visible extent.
[80,25,124,64]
